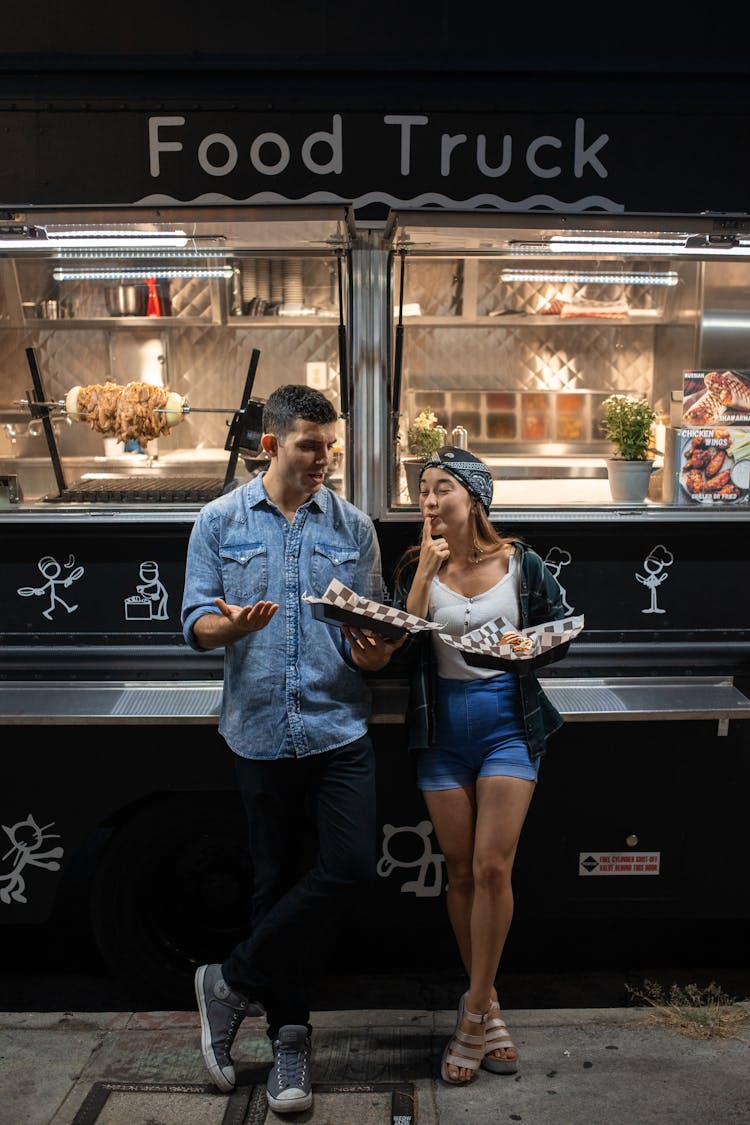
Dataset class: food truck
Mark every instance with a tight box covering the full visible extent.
[2,61,750,1004]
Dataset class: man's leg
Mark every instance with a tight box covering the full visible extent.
[223,754,309,1016]
[222,735,376,1034]
[195,755,306,1092]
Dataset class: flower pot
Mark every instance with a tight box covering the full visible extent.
[606,458,653,504]
[402,457,425,503]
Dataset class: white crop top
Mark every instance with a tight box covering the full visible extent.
[429,550,520,681]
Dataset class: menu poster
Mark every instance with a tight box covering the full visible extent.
[683,370,750,427]
[441,614,585,673]
[303,579,443,640]
[677,426,750,504]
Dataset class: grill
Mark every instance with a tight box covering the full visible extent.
[46,475,226,503]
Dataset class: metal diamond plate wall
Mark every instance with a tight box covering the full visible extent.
[165,325,341,450]
[400,324,655,397]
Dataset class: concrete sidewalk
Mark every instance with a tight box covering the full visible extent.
[1,1005,749,1125]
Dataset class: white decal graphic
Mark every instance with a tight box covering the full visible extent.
[139,190,625,214]
[543,547,574,613]
[636,544,674,614]
[124,560,169,621]
[1,814,64,905]
[17,554,84,620]
[377,821,444,897]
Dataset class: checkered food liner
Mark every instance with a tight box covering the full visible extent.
[303,578,443,633]
[439,614,585,661]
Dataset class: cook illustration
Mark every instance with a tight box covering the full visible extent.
[17,554,84,620]
[125,560,169,620]
[636,543,674,614]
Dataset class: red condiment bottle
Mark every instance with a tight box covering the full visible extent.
[146,277,162,317]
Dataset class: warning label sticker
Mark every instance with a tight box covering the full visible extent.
[579,852,660,876]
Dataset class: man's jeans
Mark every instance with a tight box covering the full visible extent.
[222,735,376,1036]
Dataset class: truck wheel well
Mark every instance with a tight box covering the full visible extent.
[90,791,251,1007]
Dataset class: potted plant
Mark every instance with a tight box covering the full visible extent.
[601,393,658,503]
[402,407,447,501]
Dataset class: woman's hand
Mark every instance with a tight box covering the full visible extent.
[416,517,450,581]
[404,520,450,619]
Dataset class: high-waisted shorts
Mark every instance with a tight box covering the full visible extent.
[416,673,539,791]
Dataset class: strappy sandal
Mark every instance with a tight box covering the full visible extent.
[440,992,487,1085]
[482,998,519,1075]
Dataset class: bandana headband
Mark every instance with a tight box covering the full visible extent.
[418,447,494,514]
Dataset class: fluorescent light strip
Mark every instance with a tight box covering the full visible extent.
[550,236,685,248]
[46,229,189,248]
[500,269,679,286]
[53,267,233,281]
[0,239,54,250]
[0,235,195,252]
[548,239,750,256]
[509,237,689,256]
[59,249,227,261]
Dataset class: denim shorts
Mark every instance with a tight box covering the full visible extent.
[416,673,539,791]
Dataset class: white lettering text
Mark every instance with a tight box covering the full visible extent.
[149,116,185,177]
[384,115,429,175]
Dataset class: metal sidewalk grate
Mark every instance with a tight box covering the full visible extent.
[71,1079,415,1124]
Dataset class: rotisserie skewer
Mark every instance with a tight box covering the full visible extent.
[18,381,254,447]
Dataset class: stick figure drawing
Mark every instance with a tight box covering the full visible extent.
[636,544,674,614]
[17,554,84,620]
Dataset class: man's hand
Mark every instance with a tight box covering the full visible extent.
[342,625,407,671]
[215,597,279,634]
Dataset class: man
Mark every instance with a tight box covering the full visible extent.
[181,384,399,1114]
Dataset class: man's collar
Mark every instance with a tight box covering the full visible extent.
[247,472,328,513]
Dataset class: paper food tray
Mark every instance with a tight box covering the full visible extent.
[440,614,584,672]
[303,578,443,640]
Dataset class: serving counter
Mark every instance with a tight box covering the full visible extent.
[2,674,748,727]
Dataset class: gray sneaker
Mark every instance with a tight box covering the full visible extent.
[266,1024,313,1113]
[194,963,263,1092]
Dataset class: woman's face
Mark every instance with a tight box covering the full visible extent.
[419,468,473,535]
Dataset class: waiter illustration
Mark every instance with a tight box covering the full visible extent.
[636,544,674,614]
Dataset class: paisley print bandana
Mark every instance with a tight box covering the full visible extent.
[418,447,494,514]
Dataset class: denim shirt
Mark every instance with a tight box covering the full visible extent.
[181,473,385,760]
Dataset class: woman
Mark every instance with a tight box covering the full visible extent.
[392,447,569,1086]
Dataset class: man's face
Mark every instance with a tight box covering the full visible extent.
[274,418,338,496]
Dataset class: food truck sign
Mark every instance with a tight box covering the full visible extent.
[147,113,616,211]
[3,108,750,213]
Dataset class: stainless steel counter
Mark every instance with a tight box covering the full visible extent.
[3,501,750,524]
[2,675,748,727]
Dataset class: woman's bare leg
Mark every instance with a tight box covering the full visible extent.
[424,776,535,1080]
[468,775,535,1063]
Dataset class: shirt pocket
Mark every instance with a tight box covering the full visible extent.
[219,542,268,604]
[310,541,361,596]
